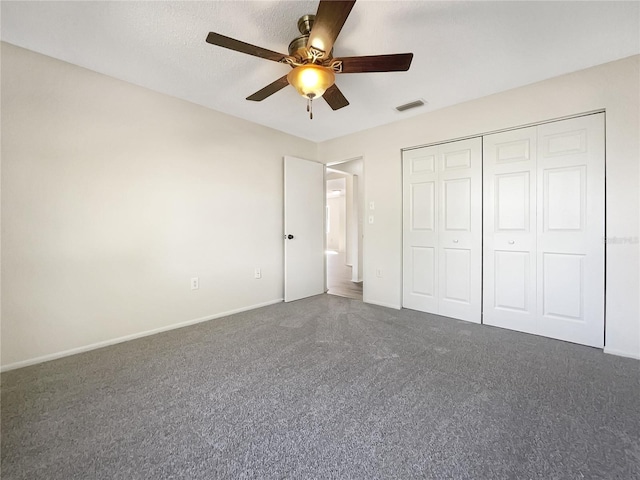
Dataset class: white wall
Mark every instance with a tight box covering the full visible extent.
[1,43,317,368]
[3,44,638,367]
[326,176,346,252]
[319,55,640,359]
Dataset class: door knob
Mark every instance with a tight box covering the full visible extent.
[286,234,294,240]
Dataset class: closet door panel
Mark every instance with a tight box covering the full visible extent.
[403,146,439,312]
[484,113,604,348]
[483,127,537,332]
[494,250,531,312]
[403,137,482,323]
[536,114,604,347]
[438,138,482,323]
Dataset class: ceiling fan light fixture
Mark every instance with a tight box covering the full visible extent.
[287,64,336,119]
[206,1,413,116]
[287,64,335,99]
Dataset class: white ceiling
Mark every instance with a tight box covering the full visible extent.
[2,1,639,142]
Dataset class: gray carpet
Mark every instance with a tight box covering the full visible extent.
[2,294,639,479]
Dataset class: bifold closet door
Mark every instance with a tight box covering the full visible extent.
[403,144,439,314]
[483,113,605,347]
[482,127,538,331]
[403,138,482,323]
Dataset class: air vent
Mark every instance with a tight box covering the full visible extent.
[395,100,425,112]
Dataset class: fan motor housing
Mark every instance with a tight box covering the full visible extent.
[288,35,310,56]
[288,15,333,60]
[297,15,314,35]
[289,15,314,57]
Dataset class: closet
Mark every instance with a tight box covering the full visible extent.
[402,113,605,347]
[483,113,604,347]
[402,138,482,323]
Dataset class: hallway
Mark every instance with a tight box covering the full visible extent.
[326,251,363,300]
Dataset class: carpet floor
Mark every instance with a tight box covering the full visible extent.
[2,294,639,479]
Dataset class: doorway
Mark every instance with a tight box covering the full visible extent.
[326,158,363,300]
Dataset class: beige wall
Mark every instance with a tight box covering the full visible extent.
[319,55,640,359]
[1,43,317,368]
[3,43,638,368]
[326,194,345,252]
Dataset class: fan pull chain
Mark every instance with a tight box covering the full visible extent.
[306,97,314,120]
[305,95,315,120]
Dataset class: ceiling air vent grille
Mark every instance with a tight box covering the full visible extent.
[395,100,425,112]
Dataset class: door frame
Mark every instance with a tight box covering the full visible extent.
[326,156,365,290]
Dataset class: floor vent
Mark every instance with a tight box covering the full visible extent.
[395,99,425,112]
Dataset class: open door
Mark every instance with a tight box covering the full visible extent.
[284,156,325,302]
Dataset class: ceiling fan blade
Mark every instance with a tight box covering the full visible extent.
[307,0,356,56]
[338,53,414,73]
[246,75,290,102]
[206,32,288,63]
[323,84,349,110]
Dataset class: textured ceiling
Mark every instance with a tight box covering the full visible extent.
[2,1,639,142]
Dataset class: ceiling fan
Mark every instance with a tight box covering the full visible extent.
[205,0,413,119]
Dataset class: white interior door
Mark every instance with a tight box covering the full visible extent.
[483,127,538,332]
[403,145,439,313]
[437,139,482,322]
[536,114,605,346]
[284,156,325,302]
[483,114,605,347]
[402,138,482,323]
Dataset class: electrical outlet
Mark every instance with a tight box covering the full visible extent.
[376,269,383,278]
[191,277,199,290]
[368,215,374,224]
[254,268,262,279]
[369,201,375,210]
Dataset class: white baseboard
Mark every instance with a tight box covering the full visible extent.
[364,299,402,310]
[603,347,640,360]
[1,298,284,372]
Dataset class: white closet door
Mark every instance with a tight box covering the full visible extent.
[483,127,538,331]
[402,138,482,323]
[483,113,604,347]
[438,139,482,323]
[536,114,605,347]
[403,145,439,313]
